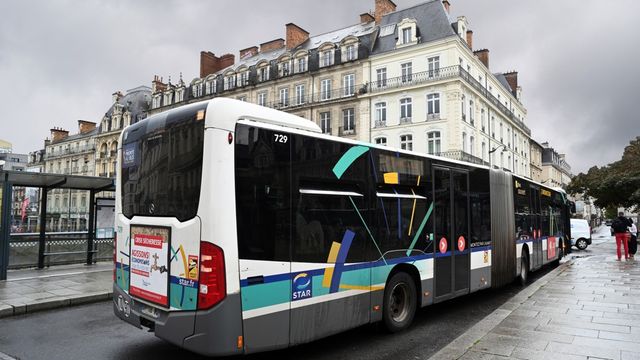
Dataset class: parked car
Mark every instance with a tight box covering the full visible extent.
[570,218,592,250]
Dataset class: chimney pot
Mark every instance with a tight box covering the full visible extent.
[239,46,259,60]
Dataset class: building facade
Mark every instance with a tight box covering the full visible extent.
[529,139,544,183]
[540,141,572,188]
[147,0,531,177]
[95,86,151,178]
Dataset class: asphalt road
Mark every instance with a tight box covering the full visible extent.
[0,249,580,360]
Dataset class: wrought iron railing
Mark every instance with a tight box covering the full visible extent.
[436,150,489,166]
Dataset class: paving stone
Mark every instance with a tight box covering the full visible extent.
[510,347,587,360]
[549,319,630,334]
[458,350,509,360]
[572,335,639,352]
[491,326,575,344]
[621,350,640,360]
[535,324,599,338]
[546,341,620,359]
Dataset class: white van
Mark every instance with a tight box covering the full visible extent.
[570,219,592,250]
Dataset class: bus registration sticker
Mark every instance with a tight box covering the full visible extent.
[129,226,170,307]
[188,256,198,280]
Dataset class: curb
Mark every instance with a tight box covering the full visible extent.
[0,291,112,319]
[427,259,574,360]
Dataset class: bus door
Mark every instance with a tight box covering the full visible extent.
[529,187,542,269]
[434,167,470,302]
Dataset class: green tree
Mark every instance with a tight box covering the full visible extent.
[567,137,640,211]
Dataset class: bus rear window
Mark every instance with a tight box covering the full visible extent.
[121,103,207,222]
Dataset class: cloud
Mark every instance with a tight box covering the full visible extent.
[1,0,637,175]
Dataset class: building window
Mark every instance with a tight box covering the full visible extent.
[469,99,475,125]
[258,66,269,82]
[279,88,289,107]
[507,128,511,148]
[320,112,331,134]
[462,132,467,153]
[320,49,333,67]
[342,108,355,134]
[224,75,236,90]
[374,102,387,127]
[376,68,387,87]
[427,131,441,155]
[469,136,475,156]
[345,45,356,61]
[295,84,305,105]
[481,108,486,132]
[500,122,503,143]
[461,94,466,120]
[320,79,332,100]
[239,71,248,86]
[428,56,440,77]
[258,92,267,107]
[402,27,412,44]
[400,98,412,122]
[206,80,216,94]
[375,137,387,146]
[297,57,307,73]
[237,96,247,102]
[401,62,412,82]
[491,116,496,138]
[343,74,355,96]
[427,93,440,118]
[192,84,202,98]
[279,61,291,77]
[400,134,413,151]
[482,142,486,162]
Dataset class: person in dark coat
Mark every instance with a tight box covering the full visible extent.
[611,212,633,261]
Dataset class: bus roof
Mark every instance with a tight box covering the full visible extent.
[205,98,322,134]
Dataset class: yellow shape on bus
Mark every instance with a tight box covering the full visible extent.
[383,172,399,184]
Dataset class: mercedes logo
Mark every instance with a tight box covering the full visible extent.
[149,203,155,214]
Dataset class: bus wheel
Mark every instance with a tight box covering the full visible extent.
[520,253,529,286]
[382,272,417,333]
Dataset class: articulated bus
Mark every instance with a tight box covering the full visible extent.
[113,98,570,356]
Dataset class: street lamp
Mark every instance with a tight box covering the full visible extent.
[488,144,506,169]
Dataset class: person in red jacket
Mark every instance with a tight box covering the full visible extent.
[611,212,633,261]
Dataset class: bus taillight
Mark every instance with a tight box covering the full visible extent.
[198,241,226,310]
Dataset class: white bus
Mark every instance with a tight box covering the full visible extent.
[113,98,569,356]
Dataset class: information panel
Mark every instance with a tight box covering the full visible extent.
[129,226,170,307]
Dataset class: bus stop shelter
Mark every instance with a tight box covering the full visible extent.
[0,170,115,280]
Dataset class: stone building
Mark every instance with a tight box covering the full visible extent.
[147,0,532,178]
[540,141,572,188]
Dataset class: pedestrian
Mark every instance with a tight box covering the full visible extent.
[611,212,632,261]
[629,221,638,260]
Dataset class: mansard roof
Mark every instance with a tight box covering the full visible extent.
[372,0,456,55]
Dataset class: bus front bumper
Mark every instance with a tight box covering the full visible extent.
[113,283,244,357]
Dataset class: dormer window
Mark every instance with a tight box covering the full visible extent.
[257,63,270,82]
[192,82,202,97]
[297,56,307,73]
[395,18,418,48]
[175,88,184,102]
[402,28,412,44]
[206,79,217,94]
[346,45,356,61]
[320,49,333,67]
[152,94,161,108]
[224,73,236,90]
[340,37,359,63]
[279,60,291,77]
[163,91,172,106]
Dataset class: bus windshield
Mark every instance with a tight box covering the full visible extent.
[120,102,207,221]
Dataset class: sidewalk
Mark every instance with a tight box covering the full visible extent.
[430,237,640,360]
[0,262,112,318]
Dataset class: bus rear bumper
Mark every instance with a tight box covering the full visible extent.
[113,284,244,357]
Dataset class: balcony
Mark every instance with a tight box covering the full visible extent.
[436,150,489,167]
[44,145,96,160]
[400,117,412,125]
[265,84,360,110]
[367,65,531,136]
[339,127,357,136]
[374,120,386,128]
[427,113,441,122]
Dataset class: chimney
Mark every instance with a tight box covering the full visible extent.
[474,49,490,69]
[503,71,519,97]
[360,12,375,23]
[152,75,167,94]
[466,30,473,50]
[77,120,96,134]
[374,0,397,24]
[50,127,69,142]
[286,23,310,50]
[442,0,450,14]
[239,46,259,60]
[260,38,285,53]
[199,51,235,78]
[112,91,123,104]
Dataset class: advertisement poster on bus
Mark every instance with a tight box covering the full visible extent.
[129,226,170,307]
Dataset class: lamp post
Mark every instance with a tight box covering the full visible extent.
[488,144,506,169]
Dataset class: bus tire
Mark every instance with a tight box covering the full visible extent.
[382,272,417,333]
[519,253,529,286]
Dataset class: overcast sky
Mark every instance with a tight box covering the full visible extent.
[1,0,638,174]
